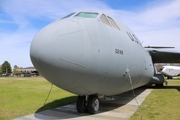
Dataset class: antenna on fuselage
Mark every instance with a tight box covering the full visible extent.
[44,83,54,105]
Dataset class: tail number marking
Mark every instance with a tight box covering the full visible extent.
[115,49,123,55]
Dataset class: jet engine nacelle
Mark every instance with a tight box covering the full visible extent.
[150,74,165,85]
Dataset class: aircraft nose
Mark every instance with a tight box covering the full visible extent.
[30,20,90,89]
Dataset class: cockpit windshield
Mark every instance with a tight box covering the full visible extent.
[160,67,165,71]
[75,12,98,18]
[61,12,75,19]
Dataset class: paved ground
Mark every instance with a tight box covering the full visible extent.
[14,87,152,120]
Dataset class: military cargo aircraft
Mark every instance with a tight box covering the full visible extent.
[160,66,180,79]
[30,10,180,114]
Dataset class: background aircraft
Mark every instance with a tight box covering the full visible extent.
[30,10,180,114]
[160,66,180,79]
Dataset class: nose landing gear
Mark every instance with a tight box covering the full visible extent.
[76,95,99,114]
[76,96,88,113]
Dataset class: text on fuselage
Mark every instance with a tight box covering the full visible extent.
[115,49,123,55]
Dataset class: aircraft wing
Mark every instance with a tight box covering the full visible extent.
[145,47,180,63]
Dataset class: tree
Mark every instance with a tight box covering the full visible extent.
[1,61,12,74]
[0,65,2,74]
[13,65,21,76]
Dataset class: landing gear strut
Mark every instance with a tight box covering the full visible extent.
[76,95,99,114]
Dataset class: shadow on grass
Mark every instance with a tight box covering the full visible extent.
[149,85,180,92]
[34,87,147,119]
[36,96,78,113]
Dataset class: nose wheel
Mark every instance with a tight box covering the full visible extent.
[76,95,99,114]
[87,95,99,114]
[76,96,87,113]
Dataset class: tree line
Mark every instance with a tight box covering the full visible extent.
[0,61,12,75]
[0,61,23,76]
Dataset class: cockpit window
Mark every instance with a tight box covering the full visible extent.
[75,12,98,18]
[61,12,75,19]
[107,16,120,30]
[100,14,111,26]
[160,67,165,71]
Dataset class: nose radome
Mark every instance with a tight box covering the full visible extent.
[30,19,91,89]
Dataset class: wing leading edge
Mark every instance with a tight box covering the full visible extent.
[145,47,180,63]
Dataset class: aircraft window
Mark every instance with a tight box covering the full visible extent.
[61,12,75,19]
[132,34,139,43]
[100,14,111,26]
[75,12,98,18]
[126,31,134,41]
[107,16,120,30]
[160,67,164,71]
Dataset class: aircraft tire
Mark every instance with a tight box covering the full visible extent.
[76,95,87,113]
[87,95,99,114]
[156,83,164,87]
[167,76,173,79]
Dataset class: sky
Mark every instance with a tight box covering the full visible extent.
[0,0,180,68]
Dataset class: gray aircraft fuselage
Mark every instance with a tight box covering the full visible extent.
[30,10,172,113]
[30,11,155,96]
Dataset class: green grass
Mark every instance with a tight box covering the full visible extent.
[130,77,180,120]
[0,77,77,120]
[1,77,180,120]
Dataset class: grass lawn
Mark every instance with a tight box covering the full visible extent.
[0,77,77,120]
[1,77,180,120]
[130,77,180,120]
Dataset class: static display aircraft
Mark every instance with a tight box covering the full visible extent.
[30,10,180,114]
[160,66,180,79]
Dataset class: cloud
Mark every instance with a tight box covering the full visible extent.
[0,0,180,67]
[137,0,180,29]
[139,28,180,47]
[0,0,110,67]
[135,0,180,48]
[0,29,37,67]
[2,0,110,26]
[111,0,180,49]
[112,0,180,29]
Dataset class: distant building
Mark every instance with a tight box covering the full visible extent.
[0,65,2,74]
[18,67,39,76]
